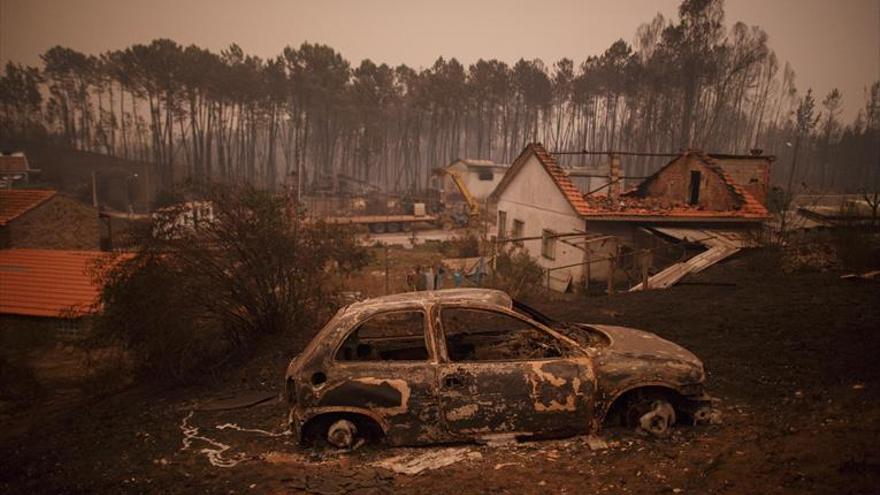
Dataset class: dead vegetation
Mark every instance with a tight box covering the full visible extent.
[487,247,546,299]
[85,183,370,384]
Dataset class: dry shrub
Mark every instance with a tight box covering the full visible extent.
[447,231,481,258]
[88,182,370,384]
[489,247,545,298]
[780,241,839,273]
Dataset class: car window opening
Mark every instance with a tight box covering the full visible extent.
[336,310,429,361]
[442,307,565,361]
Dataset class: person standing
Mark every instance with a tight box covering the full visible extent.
[414,265,426,291]
[434,262,446,289]
[423,265,435,291]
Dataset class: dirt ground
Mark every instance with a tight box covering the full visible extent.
[1,250,879,494]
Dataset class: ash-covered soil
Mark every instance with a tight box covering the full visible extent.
[2,251,879,494]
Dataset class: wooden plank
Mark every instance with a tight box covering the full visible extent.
[629,245,740,291]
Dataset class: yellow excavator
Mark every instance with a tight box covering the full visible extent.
[432,167,480,226]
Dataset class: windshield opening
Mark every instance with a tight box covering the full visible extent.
[512,300,555,326]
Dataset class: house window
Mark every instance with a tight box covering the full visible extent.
[497,211,507,239]
[512,219,524,246]
[688,170,702,205]
[478,170,494,181]
[541,229,556,260]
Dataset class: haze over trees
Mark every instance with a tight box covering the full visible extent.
[1,0,878,198]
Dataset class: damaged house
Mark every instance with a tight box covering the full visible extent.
[491,143,771,291]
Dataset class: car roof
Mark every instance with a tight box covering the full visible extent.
[345,288,513,310]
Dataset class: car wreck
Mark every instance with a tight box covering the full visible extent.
[285,288,715,448]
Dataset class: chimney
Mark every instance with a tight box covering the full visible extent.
[608,153,621,200]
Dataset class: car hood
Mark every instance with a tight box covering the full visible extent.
[587,324,703,368]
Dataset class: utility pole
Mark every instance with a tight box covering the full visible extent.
[384,244,390,295]
[91,171,98,208]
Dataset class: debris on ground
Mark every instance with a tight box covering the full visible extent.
[179,411,245,468]
[194,390,278,411]
[215,422,290,437]
[840,270,880,282]
[478,432,519,446]
[584,435,609,451]
[373,447,482,475]
[283,469,393,495]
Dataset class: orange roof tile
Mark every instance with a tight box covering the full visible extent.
[0,189,57,225]
[0,249,131,318]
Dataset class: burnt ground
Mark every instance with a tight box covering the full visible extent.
[2,250,879,494]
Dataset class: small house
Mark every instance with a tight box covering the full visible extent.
[0,189,101,250]
[0,249,129,339]
[0,152,39,187]
[490,144,771,291]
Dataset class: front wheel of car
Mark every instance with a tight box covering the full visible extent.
[303,413,383,450]
[624,393,677,437]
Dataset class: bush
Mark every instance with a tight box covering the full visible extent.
[445,231,481,258]
[488,247,545,298]
[88,183,370,384]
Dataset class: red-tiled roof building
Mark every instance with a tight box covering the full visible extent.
[490,144,773,291]
[0,249,116,318]
[0,249,131,338]
[0,152,39,186]
[0,189,101,250]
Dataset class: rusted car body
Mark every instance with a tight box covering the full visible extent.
[285,288,713,447]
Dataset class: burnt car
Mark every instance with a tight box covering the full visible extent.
[285,288,714,448]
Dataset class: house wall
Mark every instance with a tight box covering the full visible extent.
[0,314,82,349]
[714,157,770,206]
[3,195,101,250]
[495,155,586,289]
[447,162,505,200]
[643,156,739,211]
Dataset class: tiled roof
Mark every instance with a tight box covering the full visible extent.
[0,249,130,318]
[0,154,31,174]
[0,189,57,225]
[581,152,769,220]
[492,143,591,216]
[702,155,769,218]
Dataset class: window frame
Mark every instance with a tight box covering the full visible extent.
[437,304,575,363]
[497,210,507,239]
[512,219,525,246]
[541,229,556,260]
[332,308,433,364]
[477,169,494,181]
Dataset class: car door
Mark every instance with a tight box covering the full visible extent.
[437,305,595,438]
[322,306,445,445]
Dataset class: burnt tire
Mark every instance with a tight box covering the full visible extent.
[387,222,401,233]
[624,392,677,437]
[369,223,387,234]
[303,414,383,450]
[327,419,358,448]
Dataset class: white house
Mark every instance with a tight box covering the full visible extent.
[441,158,509,201]
[491,143,771,292]
[490,144,592,291]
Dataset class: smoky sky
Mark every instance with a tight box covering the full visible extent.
[1,0,878,120]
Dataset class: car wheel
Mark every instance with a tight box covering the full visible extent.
[625,394,677,437]
[326,419,359,448]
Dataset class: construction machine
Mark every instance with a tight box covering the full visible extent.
[432,167,480,226]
